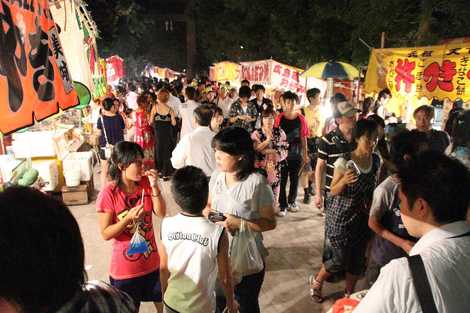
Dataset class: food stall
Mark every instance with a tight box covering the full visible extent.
[0,0,96,203]
[365,42,470,128]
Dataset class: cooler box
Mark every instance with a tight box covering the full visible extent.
[62,151,93,181]
[31,159,59,192]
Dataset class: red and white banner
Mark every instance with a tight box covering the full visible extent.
[106,55,125,85]
[240,59,306,94]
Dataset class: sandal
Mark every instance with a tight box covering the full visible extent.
[309,274,324,303]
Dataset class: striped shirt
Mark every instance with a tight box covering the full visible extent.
[317,128,355,192]
[57,281,137,313]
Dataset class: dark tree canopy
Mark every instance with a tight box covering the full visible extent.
[87,0,470,76]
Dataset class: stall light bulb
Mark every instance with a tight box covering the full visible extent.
[320,101,333,119]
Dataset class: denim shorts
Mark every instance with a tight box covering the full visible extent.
[110,270,162,304]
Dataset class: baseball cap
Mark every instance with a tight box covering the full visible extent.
[334,101,360,118]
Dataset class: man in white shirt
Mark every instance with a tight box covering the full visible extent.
[168,91,182,118]
[179,86,199,138]
[216,86,234,118]
[125,84,138,111]
[171,104,216,177]
[355,151,470,313]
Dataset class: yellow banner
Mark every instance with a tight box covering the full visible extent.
[365,43,470,102]
[212,61,241,82]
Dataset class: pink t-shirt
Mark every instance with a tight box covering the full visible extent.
[96,178,159,280]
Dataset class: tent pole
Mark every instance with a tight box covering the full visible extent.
[0,133,4,155]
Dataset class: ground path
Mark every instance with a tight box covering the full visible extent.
[71,172,349,313]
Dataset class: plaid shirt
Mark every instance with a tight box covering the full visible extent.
[57,281,137,313]
[325,154,380,248]
[229,100,258,132]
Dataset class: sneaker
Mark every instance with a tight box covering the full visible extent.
[277,209,287,217]
[303,190,311,204]
[288,203,300,212]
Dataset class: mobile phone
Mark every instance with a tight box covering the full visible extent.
[208,211,227,223]
[346,160,360,176]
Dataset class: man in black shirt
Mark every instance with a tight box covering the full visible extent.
[250,84,273,129]
[413,105,450,153]
[315,101,357,213]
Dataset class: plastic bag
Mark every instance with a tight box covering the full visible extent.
[127,224,149,255]
[230,219,264,281]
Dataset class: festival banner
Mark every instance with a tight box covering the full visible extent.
[241,60,271,85]
[0,0,79,134]
[365,43,470,102]
[211,61,241,83]
[106,55,125,86]
[241,59,305,93]
[269,60,306,94]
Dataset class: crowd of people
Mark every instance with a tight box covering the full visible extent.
[1,75,469,313]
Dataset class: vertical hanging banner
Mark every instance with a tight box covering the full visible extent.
[106,55,125,86]
[0,0,78,134]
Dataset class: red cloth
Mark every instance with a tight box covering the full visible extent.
[274,112,310,138]
[135,111,155,170]
[332,298,359,313]
[96,178,159,279]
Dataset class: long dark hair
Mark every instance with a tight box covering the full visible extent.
[108,141,144,188]
[212,127,255,180]
[451,109,470,151]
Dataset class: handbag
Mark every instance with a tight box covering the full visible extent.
[229,219,264,282]
[100,115,114,159]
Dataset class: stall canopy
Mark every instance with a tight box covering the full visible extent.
[0,0,79,135]
[302,61,359,80]
[240,59,306,94]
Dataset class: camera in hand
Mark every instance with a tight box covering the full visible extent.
[208,211,227,223]
[346,160,360,176]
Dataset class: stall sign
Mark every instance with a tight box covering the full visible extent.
[0,0,79,134]
[365,43,470,101]
[270,60,306,94]
[241,60,270,85]
[212,61,241,82]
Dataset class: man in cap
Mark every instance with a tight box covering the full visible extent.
[314,100,358,213]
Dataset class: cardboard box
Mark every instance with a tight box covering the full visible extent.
[62,184,88,206]
[83,177,94,199]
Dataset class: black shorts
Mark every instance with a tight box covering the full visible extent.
[322,237,368,276]
[110,270,162,304]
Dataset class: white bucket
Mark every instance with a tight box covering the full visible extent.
[64,169,81,187]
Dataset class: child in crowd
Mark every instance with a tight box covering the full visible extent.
[159,166,237,313]
[97,141,166,312]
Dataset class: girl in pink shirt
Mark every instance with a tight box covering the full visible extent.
[97,141,166,312]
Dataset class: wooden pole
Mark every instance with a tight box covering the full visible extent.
[381,32,386,49]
